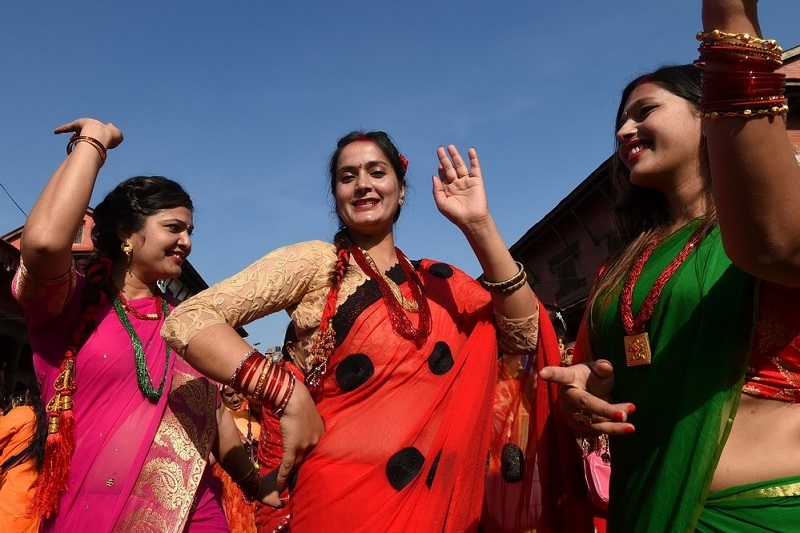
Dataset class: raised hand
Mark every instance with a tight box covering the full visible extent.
[539,359,636,436]
[54,117,124,151]
[433,145,490,231]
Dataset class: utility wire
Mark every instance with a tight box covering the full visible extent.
[0,180,28,217]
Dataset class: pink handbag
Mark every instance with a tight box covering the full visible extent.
[581,434,610,511]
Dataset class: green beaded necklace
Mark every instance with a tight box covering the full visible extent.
[111,295,172,402]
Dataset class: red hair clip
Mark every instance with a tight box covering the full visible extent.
[399,154,409,173]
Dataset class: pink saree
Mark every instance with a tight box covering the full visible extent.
[13,265,226,532]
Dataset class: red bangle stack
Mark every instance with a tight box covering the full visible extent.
[229,348,296,417]
[695,30,788,119]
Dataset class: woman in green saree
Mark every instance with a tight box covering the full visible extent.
[541,1,800,531]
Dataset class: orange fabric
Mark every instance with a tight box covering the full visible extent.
[0,406,40,533]
[483,301,594,532]
[211,462,257,533]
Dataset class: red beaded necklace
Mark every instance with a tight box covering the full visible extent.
[620,225,705,366]
[115,289,164,321]
[350,245,431,348]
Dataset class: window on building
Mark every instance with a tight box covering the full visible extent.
[550,245,585,299]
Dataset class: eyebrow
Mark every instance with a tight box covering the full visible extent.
[162,218,194,232]
[621,97,659,122]
[338,160,389,173]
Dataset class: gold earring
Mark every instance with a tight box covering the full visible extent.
[399,198,404,206]
[121,239,133,257]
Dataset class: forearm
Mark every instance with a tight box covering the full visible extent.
[701,0,800,283]
[214,407,260,499]
[461,215,538,321]
[22,147,103,277]
[181,324,254,385]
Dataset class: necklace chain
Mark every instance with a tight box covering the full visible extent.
[359,249,419,312]
[620,226,705,335]
[112,296,172,402]
[350,245,431,347]
[116,290,164,320]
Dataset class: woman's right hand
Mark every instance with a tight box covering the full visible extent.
[539,360,636,437]
[277,381,323,487]
[54,117,124,151]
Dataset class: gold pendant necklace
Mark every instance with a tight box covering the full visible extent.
[359,248,419,312]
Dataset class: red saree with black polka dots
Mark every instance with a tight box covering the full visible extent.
[289,260,497,532]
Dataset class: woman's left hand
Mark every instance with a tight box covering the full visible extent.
[434,145,491,231]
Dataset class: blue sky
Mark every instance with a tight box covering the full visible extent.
[1,1,797,347]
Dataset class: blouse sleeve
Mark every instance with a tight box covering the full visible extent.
[11,259,78,327]
[495,309,540,356]
[444,262,539,355]
[162,240,335,353]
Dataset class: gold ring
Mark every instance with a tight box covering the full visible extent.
[572,410,593,426]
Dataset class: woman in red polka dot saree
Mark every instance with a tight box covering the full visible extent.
[163,132,590,531]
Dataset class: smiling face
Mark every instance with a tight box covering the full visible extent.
[616,82,704,193]
[126,206,193,283]
[334,140,405,241]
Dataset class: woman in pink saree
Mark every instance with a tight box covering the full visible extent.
[13,117,280,531]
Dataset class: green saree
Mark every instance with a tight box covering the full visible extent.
[696,475,800,532]
[590,221,755,532]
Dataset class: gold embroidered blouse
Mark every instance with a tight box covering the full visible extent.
[162,240,539,373]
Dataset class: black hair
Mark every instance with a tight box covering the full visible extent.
[89,176,194,263]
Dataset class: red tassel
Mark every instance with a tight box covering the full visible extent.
[30,410,75,519]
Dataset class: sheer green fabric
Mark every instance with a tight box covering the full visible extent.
[590,221,755,532]
[696,475,800,532]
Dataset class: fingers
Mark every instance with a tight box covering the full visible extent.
[447,145,471,178]
[53,119,86,135]
[539,364,584,386]
[561,384,636,436]
[586,360,615,400]
[53,118,124,150]
[467,147,482,179]
[277,450,294,487]
[542,361,636,435]
[437,145,479,184]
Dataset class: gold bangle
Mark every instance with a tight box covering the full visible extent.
[489,272,529,294]
[702,104,789,120]
[696,29,782,53]
[252,358,272,401]
[480,261,527,292]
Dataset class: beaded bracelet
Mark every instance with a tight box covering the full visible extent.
[480,261,528,293]
[66,135,108,164]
